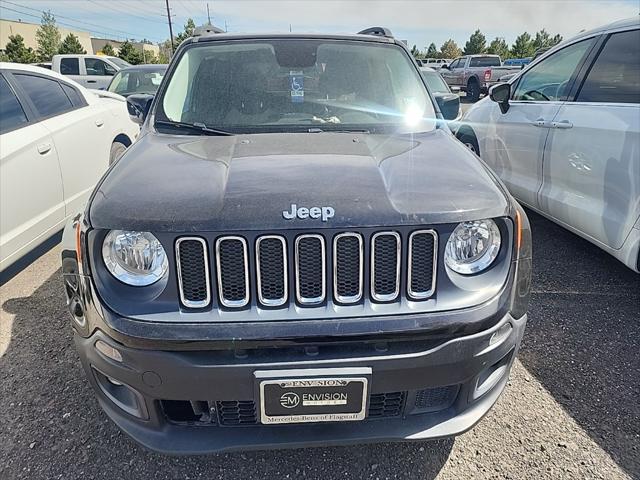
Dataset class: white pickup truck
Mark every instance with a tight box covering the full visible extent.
[51,55,131,90]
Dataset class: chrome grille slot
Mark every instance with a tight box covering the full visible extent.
[215,236,250,308]
[408,230,437,299]
[295,234,326,305]
[333,233,363,304]
[256,235,288,306]
[175,237,210,308]
[371,231,400,302]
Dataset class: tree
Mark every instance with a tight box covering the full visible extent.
[463,29,486,55]
[36,10,61,62]
[440,39,461,59]
[510,32,534,58]
[487,37,510,59]
[531,29,555,52]
[551,34,563,47]
[426,43,439,58]
[4,34,37,63]
[175,18,196,45]
[58,33,86,54]
[410,44,420,58]
[117,40,143,65]
[102,43,115,56]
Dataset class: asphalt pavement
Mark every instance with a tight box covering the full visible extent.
[1,210,638,480]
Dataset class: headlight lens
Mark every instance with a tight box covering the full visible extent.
[102,230,168,286]
[445,219,501,274]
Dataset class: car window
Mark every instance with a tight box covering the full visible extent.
[108,70,165,96]
[449,59,460,69]
[85,58,117,76]
[512,38,595,102]
[577,29,640,104]
[108,57,131,69]
[61,83,85,107]
[0,75,28,134]
[60,58,80,75]
[421,71,450,93]
[14,73,74,118]
[469,57,501,67]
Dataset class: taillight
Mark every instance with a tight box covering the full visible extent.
[484,69,491,81]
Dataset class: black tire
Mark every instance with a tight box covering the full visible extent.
[466,79,481,102]
[109,141,127,165]
[457,130,480,157]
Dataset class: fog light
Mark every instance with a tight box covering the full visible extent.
[95,340,123,362]
[489,322,512,346]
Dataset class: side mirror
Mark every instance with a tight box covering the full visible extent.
[489,83,511,114]
[434,93,460,121]
[126,93,154,125]
[441,64,450,70]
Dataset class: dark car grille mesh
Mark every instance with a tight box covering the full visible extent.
[257,236,287,305]
[216,400,257,425]
[176,238,209,308]
[368,391,405,418]
[175,230,438,309]
[295,235,325,304]
[372,233,400,301]
[216,237,249,306]
[408,231,437,299]
[334,234,363,302]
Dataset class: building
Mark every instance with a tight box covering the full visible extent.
[0,18,92,53]
[1,18,159,59]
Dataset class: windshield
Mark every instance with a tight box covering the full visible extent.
[421,71,450,94]
[108,69,166,96]
[158,39,436,134]
[108,57,131,69]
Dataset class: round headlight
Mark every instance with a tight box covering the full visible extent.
[102,230,168,286]
[445,219,501,274]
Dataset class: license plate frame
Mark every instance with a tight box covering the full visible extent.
[255,368,371,425]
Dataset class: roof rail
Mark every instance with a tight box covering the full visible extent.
[357,27,394,38]
[193,24,225,37]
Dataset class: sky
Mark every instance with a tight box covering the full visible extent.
[1,0,638,50]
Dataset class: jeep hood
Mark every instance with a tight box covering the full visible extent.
[89,129,510,231]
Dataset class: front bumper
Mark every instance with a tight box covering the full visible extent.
[75,310,526,454]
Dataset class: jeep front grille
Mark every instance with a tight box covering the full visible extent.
[215,236,250,307]
[175,229,438,310]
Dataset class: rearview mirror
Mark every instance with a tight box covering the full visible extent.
[489,83,511,114]
[126,93,154,125]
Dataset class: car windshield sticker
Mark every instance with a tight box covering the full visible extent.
[289,71,304,103]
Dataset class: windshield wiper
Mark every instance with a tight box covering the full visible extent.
[155,120,234,136]
[307,127,370,134]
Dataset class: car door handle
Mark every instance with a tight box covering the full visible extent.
[86,80,97,84]
[37,143,52,155]
[552,120,573,129]
[95,119,104,127]
[532,118,551,128]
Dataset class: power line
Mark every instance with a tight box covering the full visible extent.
[85,0,167,25]
[0,0,165,38]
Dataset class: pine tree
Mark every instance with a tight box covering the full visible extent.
[175,18,196,45]
[4,34,38,63]
[36,10,61,62]
[410,44,420,58]
[440,39,461,59]
[487,37,510,59]
[463,29,486,55]
[511,32,534,59]
[117,40,143,65]
[58,33,86,55]
[426,43,439,58]
[102,43,116,56]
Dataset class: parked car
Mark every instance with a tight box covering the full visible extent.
[61,26,532,454]
[455,17,640,272]
[52,54,131,90]
[422,58,451,69]
[0,63,139,274]
[441,54,520,102]
[107,64,168,98]
[420,67,460,120]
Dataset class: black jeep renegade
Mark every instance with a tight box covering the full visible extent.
[61,27,532,454]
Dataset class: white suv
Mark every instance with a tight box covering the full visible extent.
[456,17,640,272]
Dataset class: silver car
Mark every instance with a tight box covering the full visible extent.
[455,17,640,272]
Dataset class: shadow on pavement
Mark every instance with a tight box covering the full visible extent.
[0,269,453,480]
[519,210,640,478]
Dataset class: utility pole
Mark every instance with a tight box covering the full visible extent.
[165,0,175,53]
[207,3,212,25]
